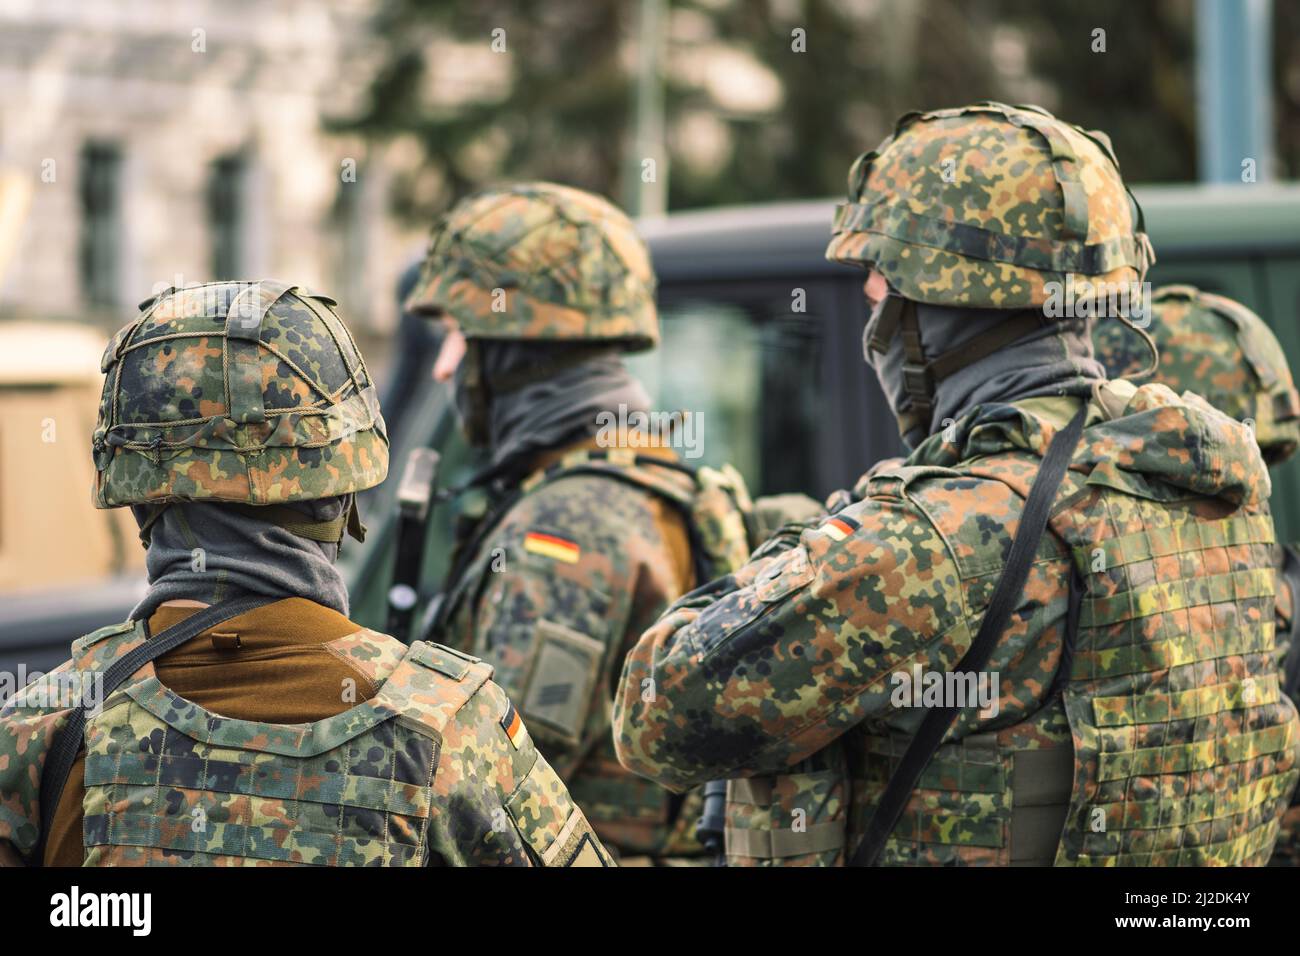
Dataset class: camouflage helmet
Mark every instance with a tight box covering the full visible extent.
[93,280,389,517]
[403,182,659,351]
[1093,285,1300,465]
[826,101,1154,309]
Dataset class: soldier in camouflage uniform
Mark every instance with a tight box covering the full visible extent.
[613,103,1300,866]
[405,182,754,863]
[0,280,611,867]
[1093,284,1300,865]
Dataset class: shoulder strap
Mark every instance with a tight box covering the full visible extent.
[848,406,1087,867]
[34,594,276,866]
[522,450,699,501]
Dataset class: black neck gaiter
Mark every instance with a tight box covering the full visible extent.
[455,341,652,480]
[130,496,352,621]
[866,299,1106,447]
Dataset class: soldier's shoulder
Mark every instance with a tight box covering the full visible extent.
[71,618,147,674]
[817,464,1024,569]
[493,473,664,562]
[374,639,497,731]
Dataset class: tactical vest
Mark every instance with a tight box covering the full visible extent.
[69,619,486,866]
[436,448,753,858]
[726,436,1299,866]
[861,455,1296,865]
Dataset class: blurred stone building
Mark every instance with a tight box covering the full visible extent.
[0,0,416,334]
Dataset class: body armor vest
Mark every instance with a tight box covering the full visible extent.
[70,620,484,866]
[851,449,1298,866]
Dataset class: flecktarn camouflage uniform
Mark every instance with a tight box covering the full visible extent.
[3,618,607,866]
[614,104,1300,866]
[1095,284,1300,865]
[435,449,753,858]
[407,184,754,861]
[0,280,610,866]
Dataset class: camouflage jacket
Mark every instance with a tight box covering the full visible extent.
[0,620,612,866]
[436,441,717,860]
[614,381,1300,866]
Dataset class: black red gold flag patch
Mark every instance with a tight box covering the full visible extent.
[523,531,581,563]
[821,514,861,542]
[500,700,524,748]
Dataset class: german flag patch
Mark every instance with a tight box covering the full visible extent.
[821,514,861,542]
[523,531,580,564]
[500,700,524,749]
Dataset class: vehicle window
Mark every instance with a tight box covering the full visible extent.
[628,285,825,496]
[1145,258,1258,307]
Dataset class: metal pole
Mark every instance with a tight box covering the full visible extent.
[625,0,667,217]
[1196,0,1274,183]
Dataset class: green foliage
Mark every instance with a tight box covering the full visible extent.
[338,0,1278,218]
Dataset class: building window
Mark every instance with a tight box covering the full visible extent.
[207,153,246,280]
[78,142,122,308]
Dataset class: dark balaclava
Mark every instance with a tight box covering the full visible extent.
[865,295,1107,449]
[454,339,652,478]
[130,495,353,621]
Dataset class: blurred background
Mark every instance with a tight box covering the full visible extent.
[1,0,1298,606]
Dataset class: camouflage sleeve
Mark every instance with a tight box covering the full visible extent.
[0,661,78,863]
[461,480,683,764]
[426,677,614,866]
[613,493,968,792]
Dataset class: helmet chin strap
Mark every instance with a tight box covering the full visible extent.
[1106,313,1161,382]
[866,291,1054,441]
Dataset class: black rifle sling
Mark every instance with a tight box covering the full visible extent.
[34,594,276,865]
[849,406,1087,867]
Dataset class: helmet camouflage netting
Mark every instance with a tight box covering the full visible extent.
[93,280,389,508]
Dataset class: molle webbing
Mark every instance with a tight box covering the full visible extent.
[35,595,277,865]
[1056,500,1295,866]
[75,633,468,866]
[724,776,846,863]
[856,726,1073,866]
[851,405,1086,866]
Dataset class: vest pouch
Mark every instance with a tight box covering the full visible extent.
[724,743,849,867]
